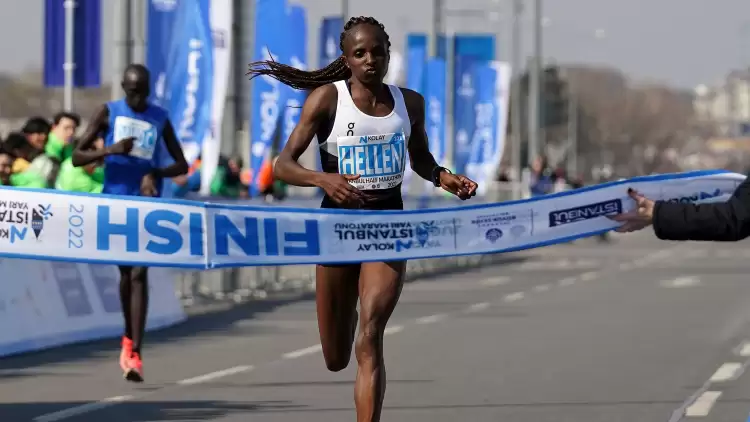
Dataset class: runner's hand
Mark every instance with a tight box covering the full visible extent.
[108,137,135,155]
[140,173,159,197]
[440,172,478,200]
[318,173,365,206]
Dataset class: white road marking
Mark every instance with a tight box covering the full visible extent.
[283,344,323,359]
[384,325,404,335]
[738,341,750,357]
[558,277,576,286]
[708,362,743,383]
[177,365,254,386]
[416,314,447,324]
[619,262,633,271]
[503,292,525,302]
[684,390,722,417]
[480,276,510,286]
[33,395,134,422]
[466,302,490,312]
[533,284,551,292]
[660,276,700,289]
[579,271,598,281]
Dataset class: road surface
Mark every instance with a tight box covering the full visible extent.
[3,233,750,421]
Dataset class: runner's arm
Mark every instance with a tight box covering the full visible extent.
[72,105,110,167]
[273,84,336,187]
[403,88,441,182]
[150,119,189,178]
[653,175,750,241]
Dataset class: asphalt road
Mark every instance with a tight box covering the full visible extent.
[4,232,750,421]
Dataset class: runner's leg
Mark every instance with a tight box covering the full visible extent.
[316,263,361,371]
[129,266,149,355]
[117,266,133,372]
[354,260,406,422]
[118,265,148,382]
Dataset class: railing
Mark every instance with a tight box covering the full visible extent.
[173,181,531,307]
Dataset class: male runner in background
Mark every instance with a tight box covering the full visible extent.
[72,64,188,382]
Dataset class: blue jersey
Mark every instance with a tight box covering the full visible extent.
[102,99,169,196]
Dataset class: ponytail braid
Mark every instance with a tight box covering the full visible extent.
[246,16,391,91]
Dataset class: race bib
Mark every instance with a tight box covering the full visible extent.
[113,116,158,161]
[337,132,407,190]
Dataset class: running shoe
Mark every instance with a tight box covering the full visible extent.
[119,336,132,373]
[123,352,144,383]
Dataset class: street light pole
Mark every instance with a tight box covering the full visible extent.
[527,0,542,165]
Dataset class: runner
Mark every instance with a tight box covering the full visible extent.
[71,64,189,382]
[247,16,477,422]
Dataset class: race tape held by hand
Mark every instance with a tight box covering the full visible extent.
[0,169,743,269]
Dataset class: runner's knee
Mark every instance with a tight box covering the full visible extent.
[323,350,351,372]
[355,320,383,363]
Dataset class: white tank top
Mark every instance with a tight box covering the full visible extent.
[319,80,412,192]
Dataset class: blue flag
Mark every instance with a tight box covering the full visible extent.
[406,34,427,93]
[319,16,343,68]
[249,0,288,196]
[425,59,447,165]
[162,0,214,164]
[452,55,477,174]
[147,0,179,104]
[466,63,498,185]
[44,0,101,87]
[281,5,308,152]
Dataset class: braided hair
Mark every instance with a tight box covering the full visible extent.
[246,16,391,91]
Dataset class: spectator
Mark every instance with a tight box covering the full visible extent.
[19,116,64,187]
[529,156,555,197]
[4,132,38,173]
[0,148,13,186]
[20,117,51,152]
[210,155,245,197]
[55,137,105,193]
[46,111,81,162]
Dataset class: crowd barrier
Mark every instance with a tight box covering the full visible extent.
[0,260,186,357]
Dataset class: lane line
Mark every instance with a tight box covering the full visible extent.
[466,302,490,313]
[738,341,750,357]
[660,276,700,289]
[283,344,323,359]
[579,271,598,281]
[384,325,404,335]
[708,362,743,383]
[684,391,722,417]
[416,314,447,324]
[503,292,525,303]
[480,276,510,287]
[177,365,254,386]
[558,277,576,286]
[533,284,551,293]
[33,395,134,422]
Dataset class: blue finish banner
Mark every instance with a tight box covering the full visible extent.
[0,171,739,268]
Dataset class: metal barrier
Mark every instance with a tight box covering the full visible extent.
[174,182,531,307]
